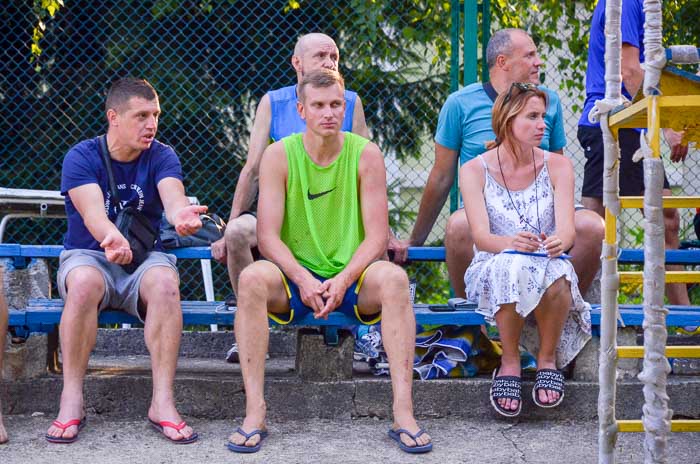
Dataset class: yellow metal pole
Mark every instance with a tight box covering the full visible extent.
[605,208,617,244]
[617,346,700,358]
[620,196,700,209]
[619,271,700,284]
[617,420,700,433]
[648,96,661,159]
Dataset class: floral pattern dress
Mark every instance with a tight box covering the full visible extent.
[464,152,591,368]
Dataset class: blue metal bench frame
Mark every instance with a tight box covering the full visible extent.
[3,244,700,344]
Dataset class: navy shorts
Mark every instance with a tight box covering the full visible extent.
[267,263,381,326]
[578,125,669,198]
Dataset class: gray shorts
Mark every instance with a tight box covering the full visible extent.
[57,249,178,323]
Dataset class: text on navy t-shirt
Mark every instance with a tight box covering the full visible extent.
[61,137,183,251]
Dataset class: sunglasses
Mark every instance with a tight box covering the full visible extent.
[503,82,538,103]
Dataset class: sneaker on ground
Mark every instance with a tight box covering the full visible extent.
[353,330,383,362]
[225,343,270,363]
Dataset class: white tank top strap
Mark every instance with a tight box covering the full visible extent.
[478,154,488,169]
[543,150,551,162]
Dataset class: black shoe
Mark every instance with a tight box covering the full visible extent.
[225,294,237,307]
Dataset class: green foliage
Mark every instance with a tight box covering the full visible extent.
[19,0,700,303]
[409,260,451,304]
[30,0,64,72]
[490,1,700,110]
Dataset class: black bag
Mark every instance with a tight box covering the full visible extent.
[160,213,225,249]
[98,135,157,273]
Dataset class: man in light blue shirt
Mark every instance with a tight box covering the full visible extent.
[390,28,604,298]
[435,78,566,166]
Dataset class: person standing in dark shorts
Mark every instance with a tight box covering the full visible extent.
[578,0,689,305]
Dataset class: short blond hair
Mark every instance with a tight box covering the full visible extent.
[298,69,345,102]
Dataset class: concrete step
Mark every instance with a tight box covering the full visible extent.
[2,415,697,464]
[4,355,700,422]
[93,327,297,358]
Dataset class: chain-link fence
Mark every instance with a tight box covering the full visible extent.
[1,1,698,303]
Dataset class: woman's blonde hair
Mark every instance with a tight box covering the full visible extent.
[486,83,548,155]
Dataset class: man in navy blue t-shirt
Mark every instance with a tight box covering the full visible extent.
[578,0,689,306]
[46,78,205,445]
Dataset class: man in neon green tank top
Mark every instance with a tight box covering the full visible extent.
[227,69,432,455]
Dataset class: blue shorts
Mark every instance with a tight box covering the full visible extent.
[268,264,381,326]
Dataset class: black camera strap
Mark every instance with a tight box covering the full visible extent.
[97,135,123,213]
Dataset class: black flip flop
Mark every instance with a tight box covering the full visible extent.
[532,368,565,408]
[490,368,522,417]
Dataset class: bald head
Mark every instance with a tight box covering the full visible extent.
[294,33,336,56]
[292,33,340,81]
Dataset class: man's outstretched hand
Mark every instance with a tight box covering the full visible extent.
[175,205,208,236]
[101,231,132,264]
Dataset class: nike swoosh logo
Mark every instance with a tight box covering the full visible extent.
[307,187,336,200]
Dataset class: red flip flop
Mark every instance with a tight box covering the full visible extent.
[148,418,199,444]
[45,417,86,444]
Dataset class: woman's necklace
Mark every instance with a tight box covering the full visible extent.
[496,145,542,235]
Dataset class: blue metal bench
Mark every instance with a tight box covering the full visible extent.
[15,297,700,329]
[3,244,700,343]
[406,246,700,265]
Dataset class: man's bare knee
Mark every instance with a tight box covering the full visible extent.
[65,267,105,309]
[237,262,276,304]
[575,209,605,241]
[372,262,410,300]
[445,210,471,242]
[141,268,180,309]
[385,262,409,286]
[225,216,257,250]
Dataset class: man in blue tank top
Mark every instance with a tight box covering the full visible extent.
[212,33,369,362]
[389,29,605,299]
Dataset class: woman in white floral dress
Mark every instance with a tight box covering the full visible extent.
[460,84,591,417]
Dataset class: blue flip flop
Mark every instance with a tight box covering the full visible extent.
[388,428,433,454]
[227,427,268,453]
